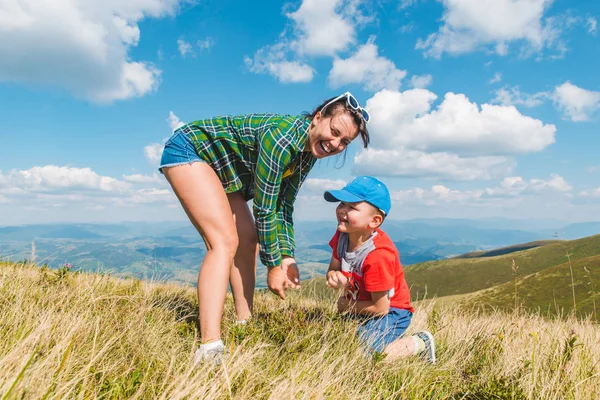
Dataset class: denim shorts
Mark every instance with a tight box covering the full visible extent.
[357,307,413,353]
[158,129,204,173]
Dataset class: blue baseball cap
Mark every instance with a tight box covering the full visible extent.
[324,176,391,216]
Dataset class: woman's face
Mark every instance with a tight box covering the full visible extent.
[305,111,359,159]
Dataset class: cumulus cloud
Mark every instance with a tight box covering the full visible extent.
[491,85,548,108]
[245,0,368,83]
[0,0,185,102]
[244,43,315,83]
[409,74,432,89]
[580,187,600,198]
[0,166,129,194]
[144,111,183,166]
[328,37,406,91]
[353,88,556,180]
[551,81,600,121]
[0,165,177,214]
[354,148,514,180]
[145,143,165,166]
[122,173,163,184]
[484,174,572,197]
[303,178,347,192]
[415,0,564,58]
[167,111,185,131]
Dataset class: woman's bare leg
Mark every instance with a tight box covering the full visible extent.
[227,193,258,321]
[163,162,238,343]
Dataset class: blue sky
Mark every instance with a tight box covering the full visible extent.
[1,0,599,225]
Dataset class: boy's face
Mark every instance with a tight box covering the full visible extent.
[335,201,382,234]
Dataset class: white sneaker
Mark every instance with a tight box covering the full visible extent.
[415,331,436,364]
[194,340,226,366]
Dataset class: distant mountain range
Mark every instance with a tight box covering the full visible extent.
[1,219,599,289]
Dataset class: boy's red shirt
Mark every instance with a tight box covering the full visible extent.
[329,228,414,313]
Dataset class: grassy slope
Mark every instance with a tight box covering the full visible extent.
[464,254,600,317]
[404,234,600,301]
[1,261,600,399]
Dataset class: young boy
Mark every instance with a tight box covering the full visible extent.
[324,176,436,363]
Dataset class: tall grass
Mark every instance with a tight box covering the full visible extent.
[1,262,599,399]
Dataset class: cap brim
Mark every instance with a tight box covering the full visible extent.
[324,189,363,204]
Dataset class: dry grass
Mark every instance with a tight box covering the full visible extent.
[1,262,599,399]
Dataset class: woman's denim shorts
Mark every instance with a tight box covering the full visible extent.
[357,307,413,353]
[158,129,204,173]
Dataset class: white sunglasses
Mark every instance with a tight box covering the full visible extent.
[320,92,371,123]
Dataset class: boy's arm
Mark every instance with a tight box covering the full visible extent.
[337,291,391,316]
[326,256,348,289]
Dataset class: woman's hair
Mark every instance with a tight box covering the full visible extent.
[305,96,370,148]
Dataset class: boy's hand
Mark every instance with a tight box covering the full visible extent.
[326,271,348,289]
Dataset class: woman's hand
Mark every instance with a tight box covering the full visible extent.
[326,271,348,289]
[267,257,301,300]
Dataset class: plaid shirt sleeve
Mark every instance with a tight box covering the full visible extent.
[276,162,311,258]
[253,119,296,268]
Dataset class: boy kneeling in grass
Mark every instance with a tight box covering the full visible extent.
[324,176,435,363]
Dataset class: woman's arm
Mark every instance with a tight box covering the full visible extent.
[253,118,297,268]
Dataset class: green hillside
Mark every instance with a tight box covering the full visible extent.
[465,254,600,317]
[405,234,600,300]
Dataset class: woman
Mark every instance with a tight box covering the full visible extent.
[159,92,370,362]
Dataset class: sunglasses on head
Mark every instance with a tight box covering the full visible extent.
[321,92,371,123]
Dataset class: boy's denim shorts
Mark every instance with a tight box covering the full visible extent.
[158,129,204,173]
[357,307,413,353]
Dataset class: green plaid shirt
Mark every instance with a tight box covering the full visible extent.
[180,114,316,267]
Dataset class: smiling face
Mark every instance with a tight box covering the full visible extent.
[305,111,359,159]
[335,201,383,234]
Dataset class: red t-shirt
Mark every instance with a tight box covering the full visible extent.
[329,228,413,313]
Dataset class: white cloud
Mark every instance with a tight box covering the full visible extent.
[287,0,358,57]
[244,45,315,83]
[416,0,561,58]
[399,0,419,10]
[303,178,347,192]
[177,39,194,57]
[167,111,185,131]
[353,88,556,180]
[366,89,556,156]
[409,74,432,89]
[552,81,600,121]
[588,166,600,174]
[580,188,600,198]
[492,85,548,108]
[122,173,163,184]
[489,72,502,84]
[328,37,406,91]
[587,17,597,35]
[144,112,183,167]
[0,0,184,102]
[0,166,129,194]
[353,148,514,180]
[0,165,178,223]
[484,174,572,197]
[245,0,368,83]
[145,143,165,166]
[197,37,214,51]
